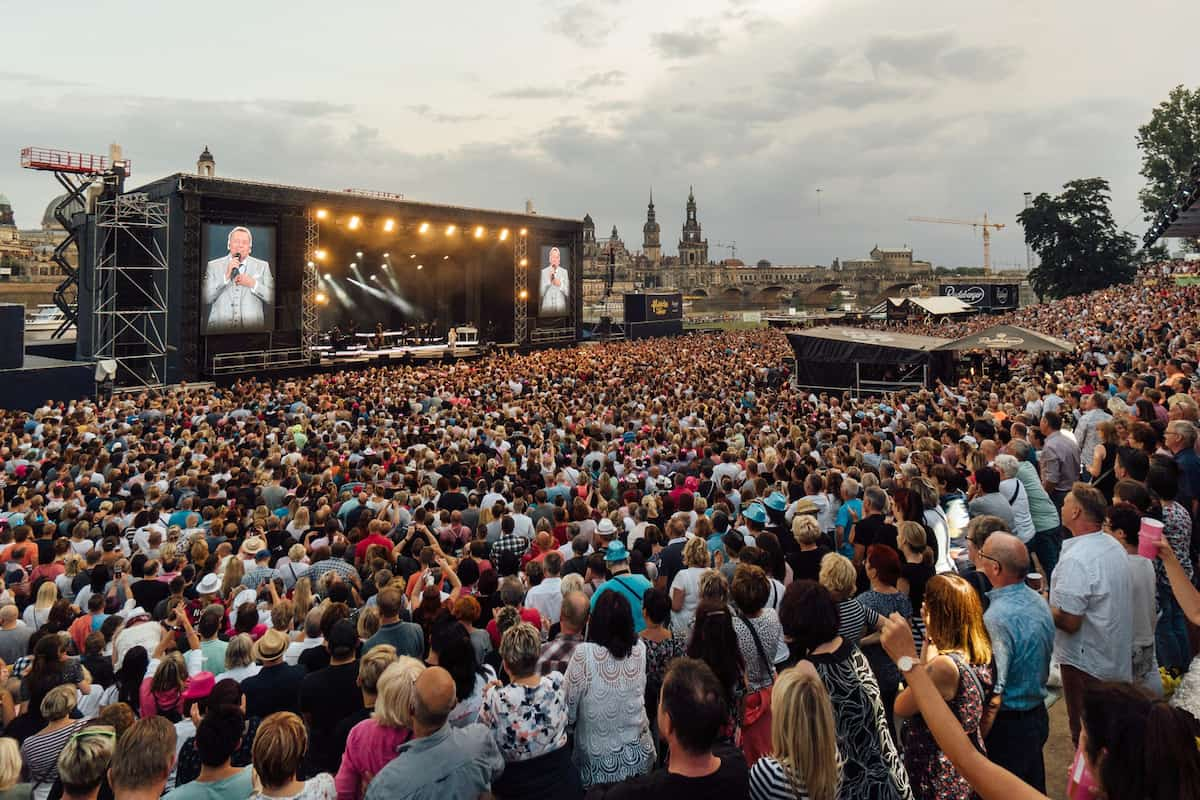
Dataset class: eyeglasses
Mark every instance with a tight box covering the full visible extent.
[977,550,1001,569]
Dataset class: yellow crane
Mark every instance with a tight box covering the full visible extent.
[907,213,1005,274]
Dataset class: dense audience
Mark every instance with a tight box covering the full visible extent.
[0,264,1196,799]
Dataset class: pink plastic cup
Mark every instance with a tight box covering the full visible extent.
[1138,517,1164,560]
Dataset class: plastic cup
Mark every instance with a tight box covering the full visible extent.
[1138,517,1164,560]
[1025,572,1043,592]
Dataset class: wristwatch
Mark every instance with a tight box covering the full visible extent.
[897,655,916,673]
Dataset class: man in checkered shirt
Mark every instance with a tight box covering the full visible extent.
[489,516,528,560]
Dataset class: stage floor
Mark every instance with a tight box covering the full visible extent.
[313,341,486,365]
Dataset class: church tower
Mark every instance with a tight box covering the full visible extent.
[642,189,662,266]
[197,146,215,177]
[678,185,708,265]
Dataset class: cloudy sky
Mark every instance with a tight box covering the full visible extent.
[1,0,1195,267]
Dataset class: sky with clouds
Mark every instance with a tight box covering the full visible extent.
[0,0,1196,268]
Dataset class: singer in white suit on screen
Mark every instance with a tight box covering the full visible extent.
[539,246,569,316]
[203,226,274,332]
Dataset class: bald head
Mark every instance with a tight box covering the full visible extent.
[412,666,456,732]
[980,532,1029,587]
[0,605,16,626]
[559,590,590,634]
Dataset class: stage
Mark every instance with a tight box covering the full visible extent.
[69,174,585,387]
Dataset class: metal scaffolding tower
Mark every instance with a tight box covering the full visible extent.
[302,212,319,356]
[514,230,528,345]
[92,193,169,390]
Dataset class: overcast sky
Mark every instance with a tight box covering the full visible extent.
[1,0,1195,267]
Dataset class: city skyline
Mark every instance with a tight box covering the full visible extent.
[0,0,1197,267]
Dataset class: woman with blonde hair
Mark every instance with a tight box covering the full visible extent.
[222,634,262,683]
[669,536,710,631]
[251,712,336,800]
[23,582,57,630]
[335,657,424,800]
[54,555,83,604]
[819,553,883,648]
[355,605,380,641]
[0,737,29,800]
[749,662,840,800]
[291,578,314,621]
[220,558,245,600]
[286,507,310,541]
[896,573,996,799]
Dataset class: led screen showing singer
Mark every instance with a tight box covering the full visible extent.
[202,223,276,333]
[538,245,570,317]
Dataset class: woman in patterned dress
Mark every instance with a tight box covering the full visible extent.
[895,574,996,800]
[481,623,578,799]
[779,580,913,800]
[564,590,655,788]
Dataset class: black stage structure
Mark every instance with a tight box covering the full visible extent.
[787,327,955,395]
[72,175,584,387]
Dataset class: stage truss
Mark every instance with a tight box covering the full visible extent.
[91,193,169,390]
[302,212,319,356]
[514,232,528,345]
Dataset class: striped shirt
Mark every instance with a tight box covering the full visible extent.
[749,757,810,799]
[836,597,879,646]
[22,719,87,796]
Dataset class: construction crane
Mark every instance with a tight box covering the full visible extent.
[907,213,1005,274]
[713,240,738,260]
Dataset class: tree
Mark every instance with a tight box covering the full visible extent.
[1136,85,1200,226]
[1018,178,1137,300]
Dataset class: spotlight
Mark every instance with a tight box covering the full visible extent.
[445,224,456,236]
[370,274,378,281]
[356,251,364,258]
[409,254,416,259]
[443,255,450,260]
[520,258,528,267]
[315,209,328,220]
[419,222,430,234]
[520,228,527,236]
[350,262,358,269]
[314,290,328,303]
[518,288,528,300]
[417,264,424,270]
[383,219,396,232]
[324,273,331,280]
[381,263,389,270]
[315,249,328,261]
[499,228,509,241]
[306,261,315,268]
[348,215,361,230]
[474,225,484,239]
[383,252,390,258]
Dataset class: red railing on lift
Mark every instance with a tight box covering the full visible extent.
[20,147,113,174]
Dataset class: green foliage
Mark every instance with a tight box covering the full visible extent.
[1137,85,1200,222]
[1018,178,1137,300]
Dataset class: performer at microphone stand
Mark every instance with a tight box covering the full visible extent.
[203,226,274,332]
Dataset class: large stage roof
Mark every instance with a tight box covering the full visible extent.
[128,173,582,227]
[1145,166,1200,244]
[792,326,953,352]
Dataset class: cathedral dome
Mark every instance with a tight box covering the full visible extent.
[0,193,14,227]
[42,193,86,230]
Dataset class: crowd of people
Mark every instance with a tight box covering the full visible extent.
[0,264,1195,799]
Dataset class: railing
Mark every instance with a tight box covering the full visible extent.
[210,347,310,375]
[21,147,114,175]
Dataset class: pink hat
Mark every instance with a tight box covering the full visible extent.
[183,672,216,701]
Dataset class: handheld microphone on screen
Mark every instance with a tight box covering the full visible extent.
[230,252,244,280]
